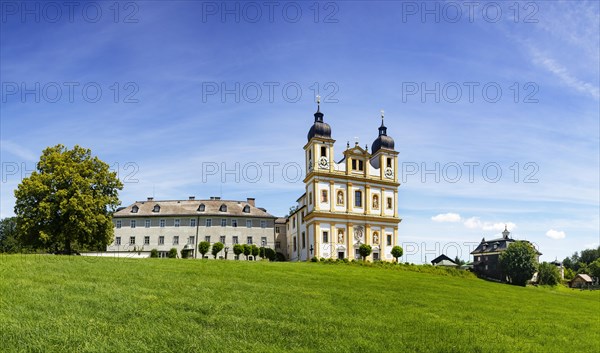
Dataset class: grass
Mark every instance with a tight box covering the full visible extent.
[0,255,598,352]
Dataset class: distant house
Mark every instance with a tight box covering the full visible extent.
[570,274,593,288]
[470,226,542,281]
[431,254,458,267]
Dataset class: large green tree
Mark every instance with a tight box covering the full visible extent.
[0,217,20,253]
[14,145,123,254]
[499,241,538,286]
[537,262,560,286]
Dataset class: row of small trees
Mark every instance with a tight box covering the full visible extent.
[149,243,280,261]
[353,244,404,262]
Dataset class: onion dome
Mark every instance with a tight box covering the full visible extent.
[371,111,395,154]
[307,98,332,141]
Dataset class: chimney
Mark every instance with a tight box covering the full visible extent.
[247,198,255,207]
[147,197,154,201]
[189,196,195,200]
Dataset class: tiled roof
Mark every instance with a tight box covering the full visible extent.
[431,254,455,265]
[574,274,593,282]
[114,199,275,218]
[470,237,542,255]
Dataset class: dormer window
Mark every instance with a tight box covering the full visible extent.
[152,204,160,213]
[198,204,205,212]
[351,159,364,171]
[131,205,139,213]
[243,205,250,213]
[219,204,227,212]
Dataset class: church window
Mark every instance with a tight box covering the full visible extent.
[309,192,312,205]
[354,190,362,208]
[302,232,306,249]
[293,237,297,252]
[321,189,328,203]
[386,234,392,246]
[386,197,393,209]
[308,150,312,160]
[352,159,357,170]
[320,146,327,157]
[359,160,364,171]
[387,157,392,168]
[322,231,329,243]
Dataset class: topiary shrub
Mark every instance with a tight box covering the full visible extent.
[150,249,159,258]
[168,248,178,258]
[311,256,319,262]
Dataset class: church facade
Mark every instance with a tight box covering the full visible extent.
[286,103,401,261]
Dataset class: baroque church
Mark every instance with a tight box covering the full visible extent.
[285,100,401,261]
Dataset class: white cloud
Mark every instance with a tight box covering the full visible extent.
[531,49,599,99]
[0,140,37,161]
[431,213,461,223]
[464,217,516,232]
[546,229,566,240]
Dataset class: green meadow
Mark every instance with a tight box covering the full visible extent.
[0,255,598,353]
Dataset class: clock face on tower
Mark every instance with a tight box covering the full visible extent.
[319,156,329,169]
[384,167,394,179]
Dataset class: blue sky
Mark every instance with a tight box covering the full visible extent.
[1,0,598,263]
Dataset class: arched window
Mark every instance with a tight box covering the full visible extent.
[219,204,227,212]
[131,205,139,213]
[243,205,250,213]
[152,204,160,212]
[198,204,205,212]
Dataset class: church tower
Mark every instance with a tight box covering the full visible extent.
[286,101,401,262]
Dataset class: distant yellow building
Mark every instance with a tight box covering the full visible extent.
[287,102,401,261]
